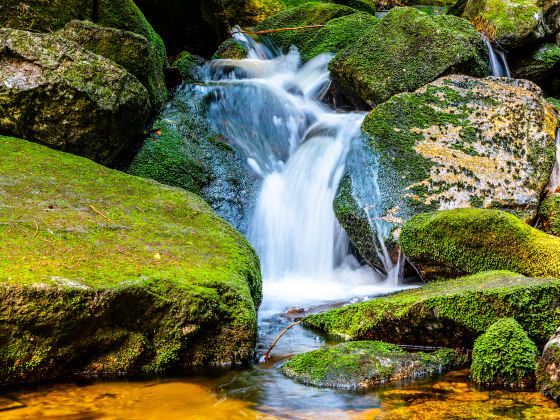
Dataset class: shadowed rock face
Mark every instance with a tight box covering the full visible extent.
[0,28,151,167]
[537,328,560,401]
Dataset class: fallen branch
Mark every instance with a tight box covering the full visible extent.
[234,25,325,36]
[263,320,302,362]
[89,204,116,224]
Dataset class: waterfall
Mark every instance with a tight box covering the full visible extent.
[547,129,560,193]
[482,36,511,78]
[200,33,408,315]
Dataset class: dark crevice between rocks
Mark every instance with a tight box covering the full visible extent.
[92,0,99,23]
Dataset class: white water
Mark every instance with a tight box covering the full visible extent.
[483,36,511,78]
[202,32,409,315]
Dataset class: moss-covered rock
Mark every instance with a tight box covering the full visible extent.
[336,75,557,268]
[471,318,538,388]
[399,208,560,280]
[330,7,488,108]
[213,38,249,60]
[304,271,560,347]
[511,43,560,87]
[172,52,206,82]
[0,135,262,385]
[0,28,150,167]
[281,341,468,389]
[537,327,560,401]
[538,194,560,237]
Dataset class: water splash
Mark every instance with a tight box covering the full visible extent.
[482,36,511,78]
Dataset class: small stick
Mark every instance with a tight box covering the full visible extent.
[32,218,39,237]
[234,25,325,36]
[89,204,116,224]
[263,320,302,362]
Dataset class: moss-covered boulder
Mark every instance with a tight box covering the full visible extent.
[336,75,557,268]
[304,271,560,347]
[0,136,262,385]
[281,341,467,389]
[330,7,488,108]
[0,28,150,167]
[471,318,538,388]
[511,43,560,88]
[172,52,206,83]
[58,20,167,112]
[399,208,560,280]
[537,327,560,401]
[539,194,560,237]
[213,38,249,60]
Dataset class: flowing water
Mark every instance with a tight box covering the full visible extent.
[547,129,560,194]
[483,36,511,78]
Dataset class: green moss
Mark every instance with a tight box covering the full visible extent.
[471,318,538,387]
[537,331,560,401]
[399,208,560,280]
[212,38,248,60]
[172,51,205,82]
[547,97,560,111]
[281,341,467,388]
[304,270,560,347]
[0,136,262,384]
[538,194,560,237]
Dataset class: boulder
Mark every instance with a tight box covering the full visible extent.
[330,7,488,108]
[58,20,167,111]
[304,270,560,347]
[471,318,538,388]
[537,327,560,401]
[399,208,560,280]
[336,75,557,268]
[511,43,560,89]
[281,341,467,389]
[0,28,150,167]
[172,52,206,83]
[0,136,261,385]
[213,38,249,60]
[539,194,560,237]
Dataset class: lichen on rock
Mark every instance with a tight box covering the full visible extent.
[537,327,560,401]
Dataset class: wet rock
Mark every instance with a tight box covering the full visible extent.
[537,327,560,401]
[399,208,560,280]
[538,194,560,237]
[304,271,560,347]
[213,38,249,60]
[281,341,468,389]
[58,20,167,112]
[336,75,557,268]
[0,136,261,385]
[0,28,150,167]
[172,52,206,83]
[471,318,538,388]
[330,7,488,108]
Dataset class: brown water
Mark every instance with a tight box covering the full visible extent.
[1,319,558,419]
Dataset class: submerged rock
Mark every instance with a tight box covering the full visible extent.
[58,20,167,112]
[281,341,468,389]
[399,208,560,280]
[537,327,560,401]
[304,271,560,347]
[336,75,557,268]
[0,28,150,167]
[0,136,261,385]
[330,7,488,108]
[471,318,538,388]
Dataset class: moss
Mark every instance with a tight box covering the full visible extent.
[304,270,560,347]
[330,7,488,107]
[399,208,560,280]
[172,51,205,82]
[281,341,467,388]
[537,329,560,401]
[212,38,248,60]
[471,318,538,388]
[547,97,560,111]
[0,136,262,384]
[538,194,560,237]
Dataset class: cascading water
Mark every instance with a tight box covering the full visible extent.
[200,31,409,315]
[482,36,511,77]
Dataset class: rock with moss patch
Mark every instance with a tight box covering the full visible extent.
[330,7,488,108]
[511,43,560,96]
[537,327,560,401]
[539,194,560,237]
[0,28,150,167]
[336,75,557,269]
[213,38,249,60]
[281,341,467,389]
[399,208,560,280]
[471,318,538,388]
[172,51,206,82]
[58,20,167,112]
[0,136,262,386]
[304,270,560,347]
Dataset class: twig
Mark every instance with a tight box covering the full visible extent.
[32,218,38,237]
[263,320,302,362]
[89,204,116,224]
[234,25,325,36]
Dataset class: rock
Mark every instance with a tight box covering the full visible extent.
[539,194,560,237]
[281,341,468,389]
[58,20,167,112]
[172,52,206,82]
[213,38,249,60]
[0,28,150,167]
[336,75,557,268]
[304,270,560,347]
[128,85,257,232]
[511,43,560,86]
[0,136,261,385]
[471,318,538,388]
[330,7,488,108]
[399,208,560,280]
[537,327,560,401]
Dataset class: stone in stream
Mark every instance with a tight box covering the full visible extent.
[304,271,560,348]
[399,208,560,280]
[281,341,468,389]
[538,193,560,237]
[537,327,560,401]
[471,318,538,388]
[0,28,150,167]
[0,136,261,386]
[336,75,558,269]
